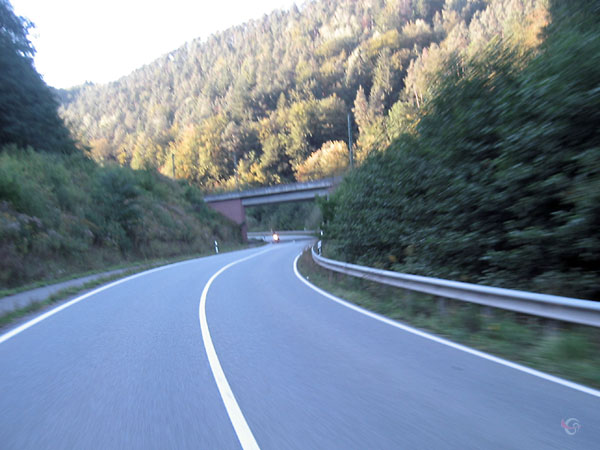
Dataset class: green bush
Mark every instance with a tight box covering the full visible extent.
[0,148,49,218]
[322,1,600,299]
[0,148,242,288]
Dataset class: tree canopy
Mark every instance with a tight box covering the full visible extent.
[0,0,75,153]
[60,0,531,189]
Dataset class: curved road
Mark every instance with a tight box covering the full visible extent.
[1,242,598,449]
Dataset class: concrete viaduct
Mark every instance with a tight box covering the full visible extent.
[203,177,341,240]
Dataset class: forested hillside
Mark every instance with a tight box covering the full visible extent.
[59,0,548,190]
[322,0,600,300]
[0,0,241,289]
[3,0,597,297]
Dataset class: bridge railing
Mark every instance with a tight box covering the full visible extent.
[204,177,342,203]
[311,242,600,327]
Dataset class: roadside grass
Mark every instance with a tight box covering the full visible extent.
[297,249,600,390]
[0,264,138,299]
[0,242,261,330]
[0,270,140,329]
[0,242,251,298]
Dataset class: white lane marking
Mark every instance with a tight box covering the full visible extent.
[199,247,276,450]
[0,257,213,345]
[0,248,264,345]
[293,254,600,399]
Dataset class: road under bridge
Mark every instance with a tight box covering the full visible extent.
[203,177,341,240]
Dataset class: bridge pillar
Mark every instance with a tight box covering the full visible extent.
[206,198,247,242]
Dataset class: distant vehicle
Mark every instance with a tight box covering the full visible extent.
[272,232,280,243]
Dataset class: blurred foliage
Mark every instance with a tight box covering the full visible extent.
[0,147,241,288]
[0,0,76,153]
[321,0,600,300]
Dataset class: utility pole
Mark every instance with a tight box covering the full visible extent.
[171,153,175,179]
[234,151,239,190]
[347,112,354,169]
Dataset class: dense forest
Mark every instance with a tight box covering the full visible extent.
[59,0,548,191]
[322,0,600,300]
[0,0,241,288]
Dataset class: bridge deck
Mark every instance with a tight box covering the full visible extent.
[204,177,341,206]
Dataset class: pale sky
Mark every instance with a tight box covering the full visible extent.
[11,0,298,89]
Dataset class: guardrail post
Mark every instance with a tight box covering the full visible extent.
[405,290,415,313]
[544,318,560,336]
[437,296,447,317]
[482,305,494,320]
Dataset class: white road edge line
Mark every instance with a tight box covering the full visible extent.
[293,253,600,399]
[0,257,208,345]
[199,247,275,450]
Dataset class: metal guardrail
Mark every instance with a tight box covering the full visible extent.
[311,243,600,327]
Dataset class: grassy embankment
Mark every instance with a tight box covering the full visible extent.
[297,249,600,389]
[0,147,243,291]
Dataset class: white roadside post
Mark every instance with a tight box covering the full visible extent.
[214,240,219,254]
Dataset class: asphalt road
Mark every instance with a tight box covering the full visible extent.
[1,241,598,449]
